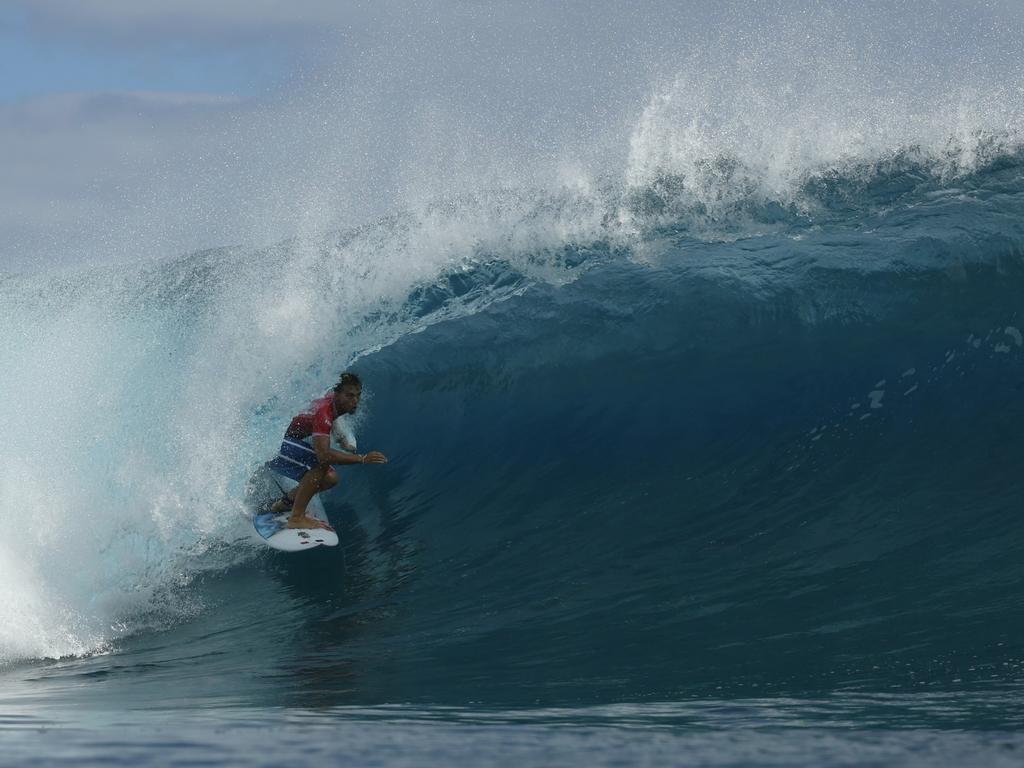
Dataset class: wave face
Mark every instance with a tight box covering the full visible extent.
[319,151,1024,705]
[2,90,1024,712]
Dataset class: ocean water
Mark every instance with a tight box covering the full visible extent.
[4,11,1024,765]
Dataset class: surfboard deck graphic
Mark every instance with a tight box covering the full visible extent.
[252,510,338,552]
[248,466,339,552]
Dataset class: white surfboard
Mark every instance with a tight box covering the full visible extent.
[251,474,339,552]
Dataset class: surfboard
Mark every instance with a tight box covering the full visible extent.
[248,469,340,552]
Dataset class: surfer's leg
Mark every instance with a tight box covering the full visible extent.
[269,438,323,514]
[287,465,331,529]
[270,488,296,512]
[277,466,332,506]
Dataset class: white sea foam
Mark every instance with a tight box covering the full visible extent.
[0,173,605,662]
[621,14,1024,238]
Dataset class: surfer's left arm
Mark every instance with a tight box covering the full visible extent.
[311,434,387,465]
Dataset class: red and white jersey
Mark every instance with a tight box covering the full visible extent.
[284,392,337,440]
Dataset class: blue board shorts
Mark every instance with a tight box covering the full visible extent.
[267,437,321,482]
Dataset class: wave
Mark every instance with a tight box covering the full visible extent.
[337,252,1024,702]
[1,108,1023,709]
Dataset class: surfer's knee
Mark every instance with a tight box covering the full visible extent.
[324,468,338,489]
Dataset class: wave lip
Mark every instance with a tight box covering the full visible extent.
[621,71,1024,239]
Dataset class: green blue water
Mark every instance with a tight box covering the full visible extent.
[3,24,1024,764]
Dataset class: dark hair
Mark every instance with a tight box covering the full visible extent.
[334,372,362,391]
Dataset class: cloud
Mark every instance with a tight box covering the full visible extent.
[5,0,401,53]
[0,80,430,273]
[0,1,667,272]
[0,91,257,271]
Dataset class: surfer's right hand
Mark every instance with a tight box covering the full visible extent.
[361,451,388,464]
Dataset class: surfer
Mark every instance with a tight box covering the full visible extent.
[268,372,388,529]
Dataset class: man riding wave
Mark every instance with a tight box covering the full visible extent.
[267,372,387,529]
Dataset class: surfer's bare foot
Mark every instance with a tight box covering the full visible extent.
[270,495,293,513]
[287,515,327,529]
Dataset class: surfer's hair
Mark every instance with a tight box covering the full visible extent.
[334,372,362,391]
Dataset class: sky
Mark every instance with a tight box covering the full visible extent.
[1,1,1022,274]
